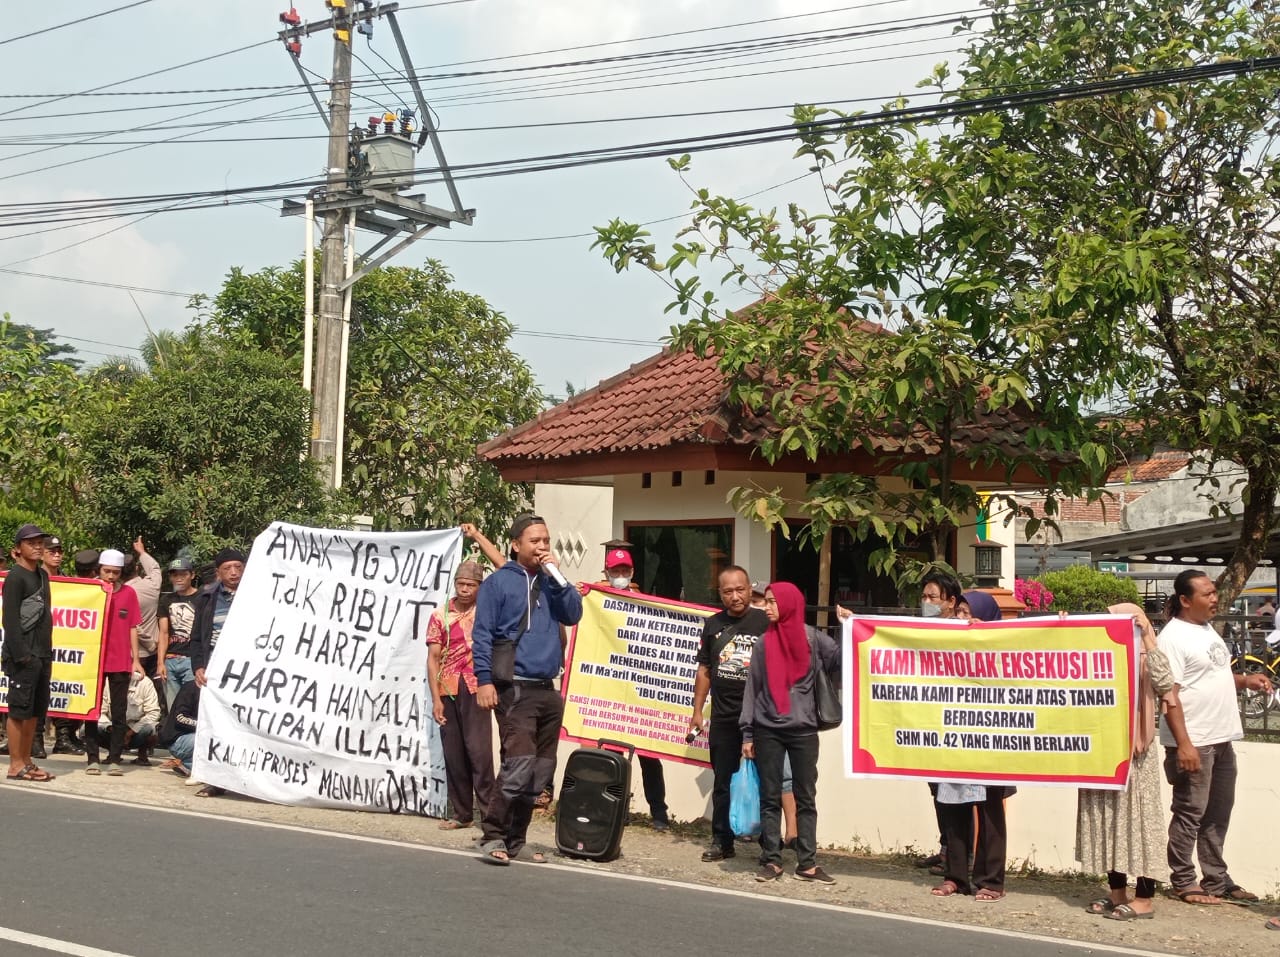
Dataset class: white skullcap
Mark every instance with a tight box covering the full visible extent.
[98,548,126,568]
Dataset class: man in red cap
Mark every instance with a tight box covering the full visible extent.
[592,542,670,831]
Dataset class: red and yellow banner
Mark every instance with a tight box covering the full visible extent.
[562,585,714,767]
[847,615,1136,789]
[0,574,109,720]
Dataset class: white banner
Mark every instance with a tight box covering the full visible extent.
[195,522,461,815]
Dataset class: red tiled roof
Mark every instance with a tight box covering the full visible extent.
[1106,451,1188,483]
[479,335,1076,484]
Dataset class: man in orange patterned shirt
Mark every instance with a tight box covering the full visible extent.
[427,560,496,830]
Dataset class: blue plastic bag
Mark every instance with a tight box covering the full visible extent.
[729,757,762,837]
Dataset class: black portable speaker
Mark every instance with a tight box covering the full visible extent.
[555,738,635,861]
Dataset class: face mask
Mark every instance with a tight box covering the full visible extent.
[921,601,943,618]
[609,575,632,589]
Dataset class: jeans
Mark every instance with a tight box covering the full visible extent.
[480,684,563,858]
[168,733,195,770]
[754,725,819,870]
[1165,742,1238,895]
[163,656,195,707]
[708,719,744,850]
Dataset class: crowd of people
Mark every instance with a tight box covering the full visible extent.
[4,518,1280,927]
[0,523,243,797]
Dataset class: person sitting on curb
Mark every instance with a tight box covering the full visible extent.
[99,671,161,766]
[158,682,201,779]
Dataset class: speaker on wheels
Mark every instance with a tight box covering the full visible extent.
[555,738,634,861]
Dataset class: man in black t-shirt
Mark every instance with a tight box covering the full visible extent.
[2,524,56,781]
[687,565,770,862]
[156,558,199,707]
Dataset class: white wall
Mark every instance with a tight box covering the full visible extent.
[551,737,1280,895]
[533,482,615,581]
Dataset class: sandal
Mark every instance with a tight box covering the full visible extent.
[1224,885,1259,905]
[195,784,225,798]
[8,765,53,781]
[85,765,101,776]
[1264,917,1280,932]
[481,847,511,866]
[974,888,1005,902]
[1106,904,1153,921]
[438,819,473,830]
[529,851,549,864]
[1173,886,1221,905]
[1085,898,1118,915]
[931,880,961,897]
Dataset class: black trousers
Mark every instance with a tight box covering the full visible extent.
[85,672,130,764]
[755,725,820,871]
[480,683,563,857]
[940,791,1007,893]
[440,683,496,824]
[708,719,743,850]
[638,755,668,824]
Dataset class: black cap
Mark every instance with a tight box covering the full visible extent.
[73,548,100,568]
[213,547,247,567]
[168,557,195,572]
[508,513,546,539]
[14,523,46,544]
[44,535,63,550]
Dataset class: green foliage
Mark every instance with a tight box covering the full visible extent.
[1036,566,1140,613]
[0,315,90,521]
[594,0,1280,595]
[195,257,543,535]
[75,332,342,558]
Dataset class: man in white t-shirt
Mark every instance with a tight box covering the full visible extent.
[1158,570,1271,905]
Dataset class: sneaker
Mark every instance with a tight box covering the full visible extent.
[184,776,204,787]
[652,820,670,832]
[795,866,836,884]
[701,845,735,862]
[756,863,784,882]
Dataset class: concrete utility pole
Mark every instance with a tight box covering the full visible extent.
[311,12,354,485]
[278,2,475,491]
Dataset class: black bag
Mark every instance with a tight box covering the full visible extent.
[491,575,542,686]
[812,635,842,731]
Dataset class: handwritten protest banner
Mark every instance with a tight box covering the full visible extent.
[0,574,109,720]
[562,585,713,766]
[196,522,460,814]
[845,615,1136,788]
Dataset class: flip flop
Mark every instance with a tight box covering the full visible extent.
[1085,898,1118,915]
[1263,917,1280,932]
[1224,885,1259,905]
[6,767,33,781]
[974,888,1005,902]
[1106,904,1154,921]
[12,765,54,781]
[529,851,549,864]
[438,819,473,830]
[931,880,961,897]
[1173,887,1221,905]
[481,848,511,866]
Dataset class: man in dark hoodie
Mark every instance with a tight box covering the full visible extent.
[471,513,583,865]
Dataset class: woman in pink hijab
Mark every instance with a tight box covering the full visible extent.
[740,581,841,883]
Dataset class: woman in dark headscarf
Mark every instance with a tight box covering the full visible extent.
[740,581,841,883]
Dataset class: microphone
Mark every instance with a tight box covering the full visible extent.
[542,561,568,588]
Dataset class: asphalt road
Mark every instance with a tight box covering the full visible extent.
[0,789,1171,957]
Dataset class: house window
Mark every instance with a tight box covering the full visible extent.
[672,471,683,487]
[624,521,733,606]
[641,472,652,489]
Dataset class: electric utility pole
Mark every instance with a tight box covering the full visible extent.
[313,5,353,484]
[278,2,474,490]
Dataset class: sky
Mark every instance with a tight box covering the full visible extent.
[0,0,974,395]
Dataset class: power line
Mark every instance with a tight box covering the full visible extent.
[0,0,158,48]
[2,54,1275,229]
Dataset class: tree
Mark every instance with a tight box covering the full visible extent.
[0,315,89,521]
[595,0,1280,597]
[941,0,1280,604]
[75,331,342,557]
[0,319,80,368]
[195,257,544,535]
